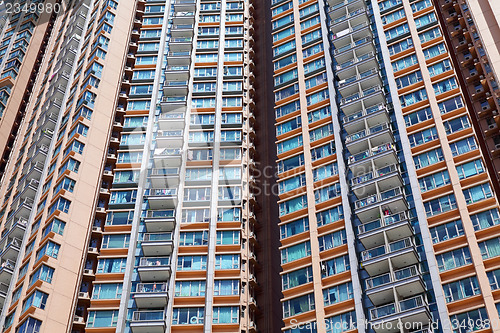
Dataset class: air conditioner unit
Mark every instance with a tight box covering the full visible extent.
[78,292,89,298]
[464,55,472,60]
[482,105,489,111]
[74,316,84,323]
[495,144,500,150]
[476,88,483,93]
[88,247,98,252]
[488,124,496,129]
[84,269,93,275]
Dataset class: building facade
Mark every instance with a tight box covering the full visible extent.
[0,0,498,332]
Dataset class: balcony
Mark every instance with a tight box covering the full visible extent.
[0,282,8,308]
[29,145,49,164]
[172,11,195,25]
[329,7,367,27]
[160,95,187,113]
[153,148,182,168]
[150,168,180,187]
[22,161,44,181]
[172,0,196,11]
[165,65,190,81]
[347,143,398,174]
[134,283,168,308]
[137,257,171,281]
[328,0,362,14]
[361,237,419,276]
[338,68,379,90]
[147,188,178,209]
[163,80,188,96]
[9,197,34,221]
[357,211,413,248]
[156,130,183,148]
[0,260,14,284]
[1,217,27,241]
[354,187,407,223]
[340,85,384,107]
[365,265,425,306]
[166,51,191,65]
[351,164,400,192]
[369,295,430,333]
[171,23,194,38]
[144,210,175,232]
[158,112,185,131]
[130,310,166,333]
[345,123,392,155]
[0,237,21,262]
[142,232,173,256]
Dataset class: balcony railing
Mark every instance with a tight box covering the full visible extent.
[132,310,165,321]
[366,265,419,289]
[341,85,382,105]
[151,168,179,176]
[370,295,425,320]
[334,38,371,56]
[167,51,191,57]
[329,0,360,13]
[157,130,183,138]
[145,210,175,219]
[139,257,170,267]
[343,103,386,124]
[348,143,395,165]
[331,22,369,40]
[330,8,366,25]
[143,232,173,242]
[351,164,398,186]
[361,237,413,261]
[346,123,389,143]
[339,68,378,88]
[164,81,188,87]
[156,148,182,156]
[358,211,409,234]
[165,65,189,71]
[355,187,403,209]
[136,282,167,293]
[149,189,177,197]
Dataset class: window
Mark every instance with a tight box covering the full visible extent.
[443,276,480,302]
[311,142,335,161]
[436,247,472,271]
[172,308,204,325]
[303,43,324,58]
[395,70,422,89]
[408,127,438,147]
[316,206,343,227]
[413,148,444,169]
[273,26,295,42]
[414,12,437,29]
[48,197,71,215]
[428,59,452,77]
[313,163,338,182]
[274,54,297,70]
[419,26,441,43]
[179,231,208,246]
[322,255,350,277]
[177,255,207,270]
[276,117,302,136]
[185,168,212,182]
[314,183,341,203]
[399,88,427,107]
[388,37,413,56]
[276,100,300,118]
[15,317,42,333]
[281,241,311,263]
[92,283,122,299]
[183,208,211,223]
[299,3,318,17]
[424,194,457,217]
[184,187,210,201]
[214,254,239,270]
[59,158,80,174]
[54,177,76,194]
[450,137,477,156]
[306,89,329,106]
[379,0,402,12]
[22,290,48,313]
[385,23,409,41]
[283,293,315,317]
[29,265,54,286]
[97,258,127,273]
[323,282,353,306]
[382,8,405,24]
[214,280,239,296]
[471,209,500,231]
[281,217,309,239]
[106,211,134,226]
[487,268,500,290]
[318,229,346,251]
[302,30,321,46]
[438,96,464,114]
[411,0,432,12]
[64,140,84,155]
[272,1,292,16]
[216,231,240,245]
[404,107,432,126]
[456,159,484,180]
[102,234,130,249]
[277,135,303,154]
[463,183,493,205]
[444,115,470,134]
[282,266,313,290]
[325,311,356,333]
[279,195,307,216]
[274,69,298,87]
[429,220,464,243]
[433,77,458,95]
[110,190,137,204]
[36,241,60,262]
[423,43,446,60]
[219,167,240,180]
[392,54,418,72]
[272,13,293,30]
[450,308,488,333]
[309,123,333,141]
[87,310,119,328]
[220,148,241,160]
[175,280,206,297]
[419,170,450,192]
[113,170,140,184]
[278,153,305,173]
[273,40,295,58]
[213,307,239,324]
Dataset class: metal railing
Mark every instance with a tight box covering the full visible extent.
[361,237,414,261]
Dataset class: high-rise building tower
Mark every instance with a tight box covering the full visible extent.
[0,0,499,332]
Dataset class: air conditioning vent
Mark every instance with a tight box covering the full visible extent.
[482,105,489,111]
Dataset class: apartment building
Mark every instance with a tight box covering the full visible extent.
[0,0,498,332]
